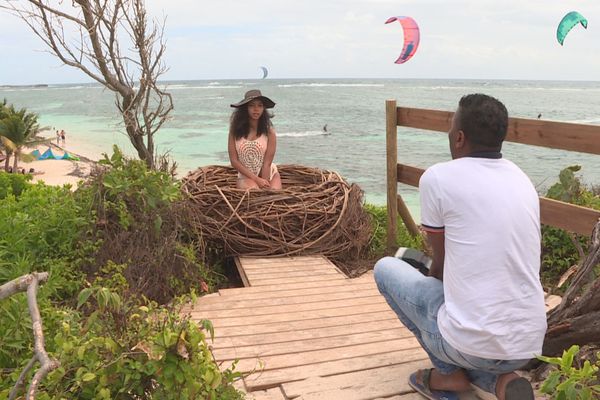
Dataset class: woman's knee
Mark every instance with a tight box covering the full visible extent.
[270,173,282,190]
[237,179,258,189]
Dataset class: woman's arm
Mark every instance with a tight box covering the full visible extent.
[228,133,269,187]
[260,128,277,180]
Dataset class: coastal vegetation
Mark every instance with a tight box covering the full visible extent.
[0,149,243,399]
[1,0,174,169]
[0,100,47,172]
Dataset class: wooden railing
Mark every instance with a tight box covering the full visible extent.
[385,100,600,252]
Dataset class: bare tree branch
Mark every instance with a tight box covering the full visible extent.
[0,272,59,400]
[2,0,174,168]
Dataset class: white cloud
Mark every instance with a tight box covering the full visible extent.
[1,0,600,84]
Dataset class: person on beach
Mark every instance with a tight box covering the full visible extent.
[60,129,66,145]
[374,94,546,400]
[56,130,61,145]
[228,89,282,190]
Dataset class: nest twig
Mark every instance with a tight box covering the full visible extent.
[182,165,372,263]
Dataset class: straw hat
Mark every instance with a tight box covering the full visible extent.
[230,89,276,109]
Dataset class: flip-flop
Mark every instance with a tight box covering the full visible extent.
[408,369,459,400]
[505,377,534,400]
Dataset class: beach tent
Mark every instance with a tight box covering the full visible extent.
[60,152,80,161]
[30,149,42,159]
[38,148,57,160]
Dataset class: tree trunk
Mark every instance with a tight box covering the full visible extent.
[541,220,600,356]
[12,149,19,172]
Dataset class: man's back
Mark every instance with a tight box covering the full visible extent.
[420,156,547,360]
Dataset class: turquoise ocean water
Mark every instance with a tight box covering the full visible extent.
[2,79,600,215]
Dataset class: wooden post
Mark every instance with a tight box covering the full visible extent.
[386,100,398,254]
[396,194,421,239]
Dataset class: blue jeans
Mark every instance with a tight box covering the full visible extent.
[374,257,531,394]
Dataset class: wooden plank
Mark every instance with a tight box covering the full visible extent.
[397,194,420,239]
[243,264,336,274]
[396,164,423,187]
[219,279,377,300]
[397,107,452,133]
[386,99,399,253]
[396,163,600,235]
[194,302,391,328]
[196,294,387,319]
[213,328,415,360]
[210,318,403,349]
[282,360,430,400]
[540,197,600,236]
[374,394,427,400]
[243,347,427,391]
[190,288,382,311]
[244,269,343,281]
[235,337,421,373]
[396,107,600,155]
[240,255,327,262]
[241,257,335,266]
[239,255,329,266]
[208,310,397,338]
[234,256,251,287]
[249,274,346,286]
[245,388,288,400]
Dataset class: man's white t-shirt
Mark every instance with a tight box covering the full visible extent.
[419,155,547,360]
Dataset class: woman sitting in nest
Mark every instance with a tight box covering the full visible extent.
[228,89,282,190]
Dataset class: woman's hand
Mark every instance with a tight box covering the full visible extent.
[254,176,271,189]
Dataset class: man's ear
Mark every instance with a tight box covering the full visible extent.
[455,130,466,149]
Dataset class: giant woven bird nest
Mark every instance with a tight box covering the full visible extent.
[182,165,372,262]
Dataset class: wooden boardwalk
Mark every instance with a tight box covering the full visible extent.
[185,255,556,400]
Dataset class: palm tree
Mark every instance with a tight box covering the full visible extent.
[0,104,48,172]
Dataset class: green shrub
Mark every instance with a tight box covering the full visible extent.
[541,166,600,290]
[77,146,220,303]
[364,203,424,258]
[538,345,600,399]
[1,287,244,400]
[0,171,31,199]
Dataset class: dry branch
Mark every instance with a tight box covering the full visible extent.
[182,165,372,267]
[542,219,600,356]
[0,272,59,400]
[1,0,173,168]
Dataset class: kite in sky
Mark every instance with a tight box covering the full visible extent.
[557,11,588,45]
[385,16,420,64]
[260,66,268,79]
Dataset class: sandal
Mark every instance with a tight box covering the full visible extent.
[505,377,534,400]
[408,369,459,400]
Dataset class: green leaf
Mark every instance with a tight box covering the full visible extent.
[81,372,96,382]
[77,288,93,309]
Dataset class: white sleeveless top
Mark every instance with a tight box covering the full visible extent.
[235,134,277,179]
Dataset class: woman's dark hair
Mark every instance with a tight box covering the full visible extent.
[458,93,508,149]
[229,102,273,140]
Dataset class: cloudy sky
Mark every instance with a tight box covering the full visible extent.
[1,0,599,84]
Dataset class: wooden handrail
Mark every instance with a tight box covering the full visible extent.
[396,163,600,236]
[397,107,600,155]
[386,105,600,247]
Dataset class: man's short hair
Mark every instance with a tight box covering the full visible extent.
[458,94,508,148]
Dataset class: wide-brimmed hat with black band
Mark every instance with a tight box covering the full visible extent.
[230,89,276,109]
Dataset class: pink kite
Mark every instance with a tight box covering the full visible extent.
[385,16,420,64]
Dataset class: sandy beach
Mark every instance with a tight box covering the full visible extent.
[18,137,98,187]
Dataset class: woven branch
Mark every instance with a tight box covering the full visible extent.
[182,165,372,262]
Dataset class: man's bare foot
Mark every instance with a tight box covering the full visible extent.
[496,373,534,400]
[415,368,472,392]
